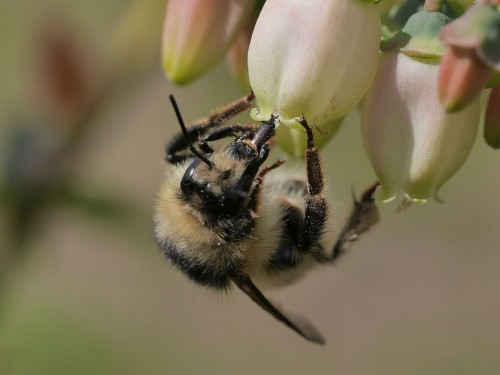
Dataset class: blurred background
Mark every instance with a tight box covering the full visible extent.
[1,1,500,374]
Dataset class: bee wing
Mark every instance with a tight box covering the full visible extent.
[232,272,325,345]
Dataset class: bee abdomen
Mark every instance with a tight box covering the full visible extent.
[156,237,236,290]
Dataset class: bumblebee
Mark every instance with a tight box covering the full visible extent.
[154,93,379,344]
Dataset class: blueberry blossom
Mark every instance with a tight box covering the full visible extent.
[362,10,481,203]
[248,0,381,132]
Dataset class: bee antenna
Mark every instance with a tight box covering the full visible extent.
[169,94,214,168]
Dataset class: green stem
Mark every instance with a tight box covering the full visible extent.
[424,0,443,12]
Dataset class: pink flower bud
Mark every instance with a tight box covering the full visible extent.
[162,0,256,85]
[438,45,492,112]
[438,2,500,112]
[362,52,480,203]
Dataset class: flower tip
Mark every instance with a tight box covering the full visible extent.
[405,194,428,205]
[438,81,483,114]
[484,130,500,149]
[374,185,397,204]
[164,73,188,85]
[250,107,273,123]
[441,97,468,113]
[163,59,197,85]
[433,191,445,204]
[485,137,500,149]
[438,76,477,113]
[282,116,308,131]
[167,75,193,86]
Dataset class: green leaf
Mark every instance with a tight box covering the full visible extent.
[398,10,450,61]
[381,5,451,57]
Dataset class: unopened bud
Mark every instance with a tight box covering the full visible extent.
[438,45,492,112]
[162,0,255,85]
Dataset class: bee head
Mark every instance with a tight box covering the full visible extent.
[168,94,276,217]
[180,122,275,217]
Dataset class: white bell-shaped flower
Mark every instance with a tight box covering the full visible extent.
[248,0,381,130]
[362,52,480,203]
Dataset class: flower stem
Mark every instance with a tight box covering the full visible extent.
[424,0,443,12]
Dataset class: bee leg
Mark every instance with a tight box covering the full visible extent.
[166,92,255,164]
[199,123,261,153]
[297,116,328,254]
[192,91,255,129]
[331,182,380,261]
[247,159,285,214]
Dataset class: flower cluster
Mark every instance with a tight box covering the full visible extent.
[161,0,500,204]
